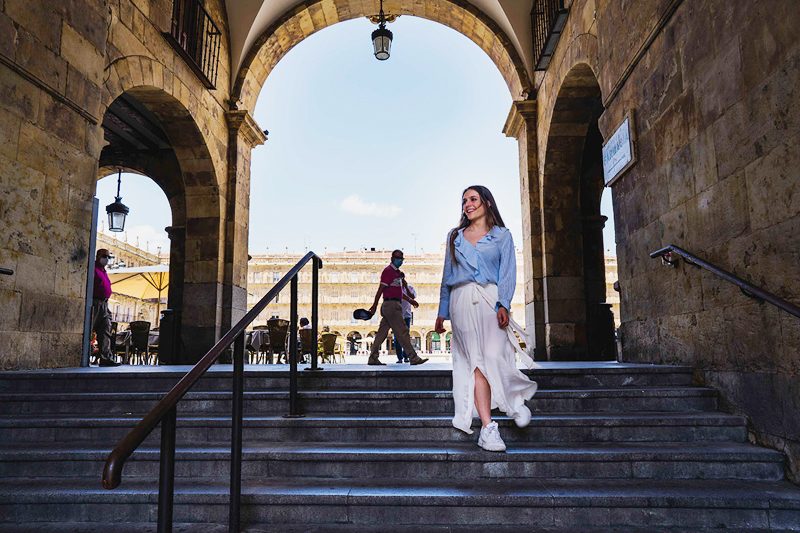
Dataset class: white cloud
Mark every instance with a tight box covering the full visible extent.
[340,195,402,218]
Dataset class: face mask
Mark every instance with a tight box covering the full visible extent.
[98,257,109,266]
[392,258,403,268]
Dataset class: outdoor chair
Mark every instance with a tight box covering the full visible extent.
[267,318,289,364]
[128,321,152,365]
[320,332,338,364]
[299,328,315,364]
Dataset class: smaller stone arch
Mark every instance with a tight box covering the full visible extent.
[426,330,443,353]
[346,331,363,355]
[540,62,614,360]
[95,82,225,361]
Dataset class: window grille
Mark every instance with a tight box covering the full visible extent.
[166,0,221,88]
[531,0,569,71]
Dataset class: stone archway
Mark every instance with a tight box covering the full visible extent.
[540,63,614,360]
[96,81,224,362]
[232,0,533,112]
[346,331,362,355]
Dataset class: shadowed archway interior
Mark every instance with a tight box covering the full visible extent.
[541,63,614,359]
[98,87,223,362]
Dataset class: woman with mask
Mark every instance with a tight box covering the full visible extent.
[435,186,538,451]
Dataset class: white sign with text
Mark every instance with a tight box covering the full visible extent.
[602,113,636,186]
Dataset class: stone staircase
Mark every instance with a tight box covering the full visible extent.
[0,362,798,532]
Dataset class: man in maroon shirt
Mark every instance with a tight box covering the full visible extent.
[92,249,120,366]
[366,250,428,366]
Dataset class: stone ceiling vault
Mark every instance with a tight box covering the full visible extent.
[226,0,535,110]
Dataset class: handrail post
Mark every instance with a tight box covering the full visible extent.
[101,252,322,508]
[306,257,322,371]
[285,275,303,418]
[229,331,245,533]
[157,406,177,533]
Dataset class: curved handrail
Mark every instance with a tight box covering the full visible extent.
[650,244,800,318]
[102,251,322,489]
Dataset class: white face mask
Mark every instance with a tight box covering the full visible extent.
[98,257,109,266]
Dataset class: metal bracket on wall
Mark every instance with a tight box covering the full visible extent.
[659,252,679,268]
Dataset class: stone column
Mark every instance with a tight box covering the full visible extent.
[503,100,546,357]
[164,225,185,364]
[223,110,267,333]
[540,185,589,359]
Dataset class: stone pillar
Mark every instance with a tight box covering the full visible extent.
[503,100,546,357]
[164,225,185,364]
[581,215,608,305]
[223,110,267,333]
[541,190,589,359]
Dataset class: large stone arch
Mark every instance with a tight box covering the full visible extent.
[540,62,614,359]
[97,62,227,360]
[232,0,533,111]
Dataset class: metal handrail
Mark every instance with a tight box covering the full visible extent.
[0,267,12,275]
[101,251,323,533]
[650,244,800,318]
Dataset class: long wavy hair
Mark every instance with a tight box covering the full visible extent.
[449,185,506,263]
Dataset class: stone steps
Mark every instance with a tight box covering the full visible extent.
[0,412,748,444]
[2,362,798,530]
[0,442,784,481]
[0,526,795,533]
[1,478,799,529]
[0,386,718,415]
[0,363,694,392]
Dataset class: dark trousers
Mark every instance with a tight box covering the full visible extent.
[394,316,412,361]
[90,298,113,360]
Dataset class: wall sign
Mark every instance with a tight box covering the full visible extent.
[602,110,636,186]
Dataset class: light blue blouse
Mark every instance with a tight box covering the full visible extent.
[437,225,516,320]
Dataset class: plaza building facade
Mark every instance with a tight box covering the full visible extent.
[247,249,530,355]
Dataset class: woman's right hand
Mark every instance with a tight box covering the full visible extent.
[435,316,446,334]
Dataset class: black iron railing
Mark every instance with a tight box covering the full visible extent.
[165,0,221,88]
[102,252,323,533]
[651,244,800,318]
[531,0,569,71]
[0,268,12,275]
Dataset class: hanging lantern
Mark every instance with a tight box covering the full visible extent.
[105,169,129,232]
[371,0,393,60]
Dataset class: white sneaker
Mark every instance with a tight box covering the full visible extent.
[477,421,506,452]
[514,405,532,428]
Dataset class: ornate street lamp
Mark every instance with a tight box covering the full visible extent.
[105,169,129,232]
[371,0,393,61]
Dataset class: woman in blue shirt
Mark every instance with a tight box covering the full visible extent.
[435,186,538,452]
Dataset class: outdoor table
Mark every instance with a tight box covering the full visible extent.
[247,329,270,363]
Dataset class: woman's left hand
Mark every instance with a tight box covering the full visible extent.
[497,307,509,329]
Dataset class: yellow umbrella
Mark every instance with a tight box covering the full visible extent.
[107,264,169,326]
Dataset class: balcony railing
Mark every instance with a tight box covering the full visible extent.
[531,0,569,71]
[165,0,221,89]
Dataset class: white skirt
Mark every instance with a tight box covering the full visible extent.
[450,283,538,434]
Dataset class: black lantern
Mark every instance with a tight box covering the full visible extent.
[371,0,393,60]
[105,169,129,232]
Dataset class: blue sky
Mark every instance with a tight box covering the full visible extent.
[97,16,615,256]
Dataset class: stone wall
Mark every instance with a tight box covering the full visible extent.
[536,0,800,480]
[0,0,244,368]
